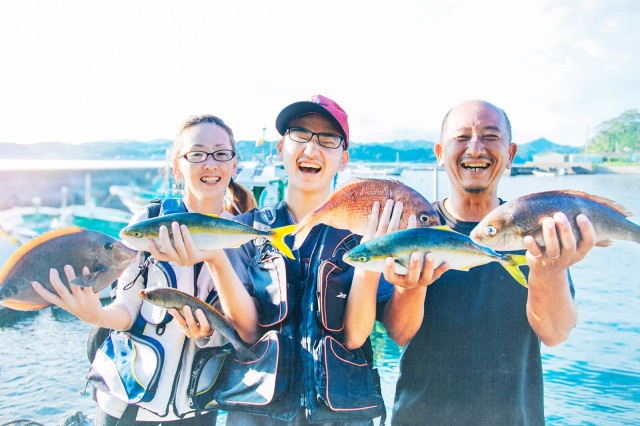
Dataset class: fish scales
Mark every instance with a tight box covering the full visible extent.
[470,190,640,251]
[292,178,440,249]
[343,226,528,287]
[0,227,138,310]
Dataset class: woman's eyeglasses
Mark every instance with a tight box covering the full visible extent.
[178,149,236,163]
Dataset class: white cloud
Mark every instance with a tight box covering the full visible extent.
[0,0,638,147]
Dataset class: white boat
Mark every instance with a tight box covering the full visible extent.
[532,168,557,177]
[351,165,405,176]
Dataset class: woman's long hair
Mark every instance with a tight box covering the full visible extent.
[169,114,257,214]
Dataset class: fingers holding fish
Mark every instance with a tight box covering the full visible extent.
[574,214,597,261]
[31,265,103,323]
[382,252,440,290]
[148,223,206,267]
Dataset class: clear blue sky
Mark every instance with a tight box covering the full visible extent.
[1,0,638,147]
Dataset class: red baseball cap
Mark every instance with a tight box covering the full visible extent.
[275,94,350,148]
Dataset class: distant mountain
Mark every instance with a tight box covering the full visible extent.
[513,138,582,163]
[0,137,581,164]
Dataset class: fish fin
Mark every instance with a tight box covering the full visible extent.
[70,270,107,288]
[0,226,85,284]
[560,190,633,217]
[1,299,50,311]
[504,254,528,267]
[393,259,409,275]
[596,239,614,247]
[501,258,528,288]
[202,213,219,218]
[431,225,457,233]
[268,225,297,259]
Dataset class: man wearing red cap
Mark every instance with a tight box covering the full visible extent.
[209,95,395,425]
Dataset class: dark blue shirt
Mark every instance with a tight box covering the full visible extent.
[388,201,574,426]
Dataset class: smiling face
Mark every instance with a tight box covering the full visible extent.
[435,100,517,197]
[277,113,349,200]
[172,122,238,213]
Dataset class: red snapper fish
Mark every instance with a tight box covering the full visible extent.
[291,178,441,249]
[0,226,138,310]
[470,190,640,251]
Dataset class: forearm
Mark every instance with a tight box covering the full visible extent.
[526,268,577,347]
[98,303,135,331]
[382,286,427,346]
[344,270,381,349]
[205,252,260,344]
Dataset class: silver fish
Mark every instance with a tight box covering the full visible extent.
[343,226,528,287]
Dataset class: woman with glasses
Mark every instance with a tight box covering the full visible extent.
[33,114,257,425]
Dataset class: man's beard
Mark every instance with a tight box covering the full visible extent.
[463,185,487,194]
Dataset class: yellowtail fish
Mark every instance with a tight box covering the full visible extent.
[470,190,640,251]
[291,178,440,249]
[139,287,256,362]
[0,227,138,311]
[342,226,528,288]
[120,212,296,259]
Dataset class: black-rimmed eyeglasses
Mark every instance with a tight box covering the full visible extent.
[286,127,344,149]
[177,149,236,163]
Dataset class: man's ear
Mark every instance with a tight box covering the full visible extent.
[338,149,349,172]
[506,143,518,169]
[434,142,445,167]
[276,138,284,160]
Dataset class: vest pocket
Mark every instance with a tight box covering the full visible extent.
[211,330,292,407]
[315,335,385,412]
[249,251,288,327]
[317,260,353,332]
[187,346,233,411]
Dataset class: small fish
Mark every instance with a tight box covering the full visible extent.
[342,226,528,287]
[469,190,640,251]
[120,212,296,259]
[0,227,138,311]
[291,178,440,249]
[138,287,256,362]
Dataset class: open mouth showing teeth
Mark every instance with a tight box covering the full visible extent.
[462,163,490,171]
[299,162,321,174]
[201,176,221,183]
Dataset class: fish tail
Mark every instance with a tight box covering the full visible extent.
[502,255,528,288]
[268,224,297,259]
[233,342,257,362]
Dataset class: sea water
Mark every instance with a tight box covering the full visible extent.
[1,171,639,425]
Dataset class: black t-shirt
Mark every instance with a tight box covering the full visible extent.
[390,201,573,426]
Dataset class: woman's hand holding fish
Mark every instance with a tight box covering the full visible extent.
[31,265,105,325]
[149,223,218,266]
[168,306,213,341]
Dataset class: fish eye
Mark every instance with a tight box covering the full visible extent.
[485,226,497,236]
[419,214,430,223]
[133,232,142,238]
[358,255,368,263]
[104,242,113,250]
